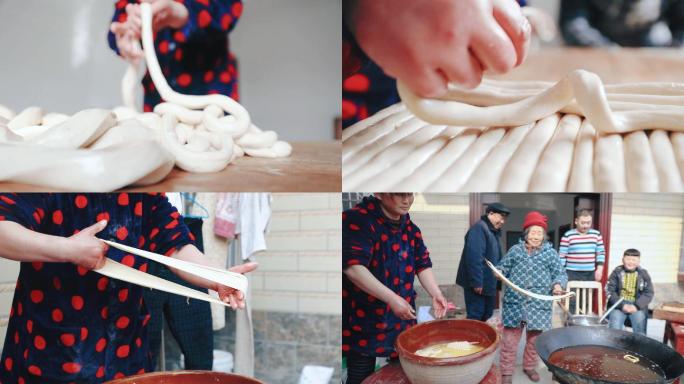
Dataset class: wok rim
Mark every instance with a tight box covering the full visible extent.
[536,327,683,383]
[565,314,609,327]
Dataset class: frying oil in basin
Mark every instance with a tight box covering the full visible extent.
[415,341,484,358]
[549,345,664,383]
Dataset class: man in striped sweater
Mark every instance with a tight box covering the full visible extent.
[559,209,605,283]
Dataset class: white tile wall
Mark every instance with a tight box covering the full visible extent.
[609,194,684,284]
[250,193,341,315]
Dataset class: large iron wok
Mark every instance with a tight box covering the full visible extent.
[535,326,684,384]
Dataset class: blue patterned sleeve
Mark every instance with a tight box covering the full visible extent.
[0,194,49,232]
[498,245,516,277]
[548,248,568,289]
[142,193,193,256]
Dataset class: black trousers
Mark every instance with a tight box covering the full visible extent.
[145,217,214,370]
[345,350,376,384]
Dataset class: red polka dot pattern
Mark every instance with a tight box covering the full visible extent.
[342,196,432,357]
[52,210,63,225]
[0,190,195,378]
[75,195,88,209]
[60,334,75,347]
[198,10,212,28]
[62,362,81,374]
[30,290,43,304]
[116,226,129,240]
[116,316,130,329]
[117,193,129,206]
[177,73,192,87]
[34,335,46,350]
[71,296,84,311]
[28,365,41,376]
[52,309,63,323]
[95,338,107,353]
[121,255,135,267]
[116,345,130,358]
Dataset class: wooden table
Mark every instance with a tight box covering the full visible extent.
[0,141,341,192]
[489,47,684,83]
[361,362,501,384]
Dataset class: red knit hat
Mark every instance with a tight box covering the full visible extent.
[523,211,548,231]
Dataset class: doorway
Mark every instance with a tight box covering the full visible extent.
[470,193,613,310]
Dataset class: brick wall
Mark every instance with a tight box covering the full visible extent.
[409,194,470,285]
[250,193,341,314]
[609,193,684,284]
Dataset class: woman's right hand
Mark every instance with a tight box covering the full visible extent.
[389,294,417,320]
[65,220,108,270]
[347,0,530,98]
[110,21,144,62]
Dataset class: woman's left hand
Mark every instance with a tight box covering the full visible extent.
[142,0,189,31]
[215,262,258,310]
[123,0,189,38]
[432,295,448,319]
[552,283,563,295]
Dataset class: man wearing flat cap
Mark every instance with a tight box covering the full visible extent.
[456,202,510,321]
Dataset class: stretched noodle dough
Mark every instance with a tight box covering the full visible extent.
[485,259,574,301]
[102,240,247,293]
[96,240,248,307]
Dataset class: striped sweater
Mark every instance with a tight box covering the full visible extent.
[559,228,605,271]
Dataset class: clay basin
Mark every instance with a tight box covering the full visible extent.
[396,319,500,384]
[104,370,265,384]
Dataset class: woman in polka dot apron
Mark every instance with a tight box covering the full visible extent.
[496,211,567,384]
[342,194,447,384]
[108,0,243,112]
[0,193,255,383]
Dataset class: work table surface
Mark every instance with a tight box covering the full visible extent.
[0,141,341,192]
[490,47,684,82]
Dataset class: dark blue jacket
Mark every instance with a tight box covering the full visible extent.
[456,216,503,296]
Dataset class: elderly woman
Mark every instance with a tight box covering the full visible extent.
[497,211,567,384]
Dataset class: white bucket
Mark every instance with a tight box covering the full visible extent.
[179,349,234,372]
[298,365,334,384]
[213,349,234,373]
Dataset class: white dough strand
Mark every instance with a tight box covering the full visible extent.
[343,70,684,192]
[486,260,574,302]
[0,3,290,190]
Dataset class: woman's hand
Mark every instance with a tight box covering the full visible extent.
[111,21,144,62]
[347,0,530,97]
[215,262,258,310]
[124,0,189,37]
[432,295,448,319]
[389,294,417,320]
[66,221,109,270]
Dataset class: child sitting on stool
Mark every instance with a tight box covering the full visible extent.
[606,248,654,335]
